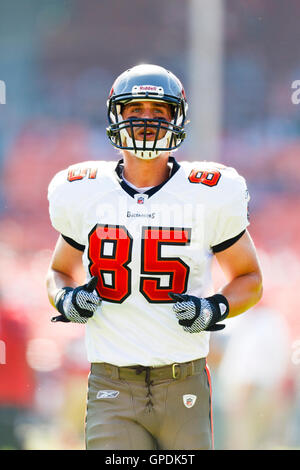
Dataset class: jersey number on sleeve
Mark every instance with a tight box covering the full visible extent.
[188,169,221,186]
[88,224,191,303]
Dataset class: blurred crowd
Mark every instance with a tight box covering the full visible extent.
[0,0,300,449]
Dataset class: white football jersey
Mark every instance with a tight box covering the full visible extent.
[48,157,249,366]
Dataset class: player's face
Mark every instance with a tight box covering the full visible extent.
[122,101,173,141]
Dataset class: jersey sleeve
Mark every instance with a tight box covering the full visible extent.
[47,169,84,245]
[209,170,250,250]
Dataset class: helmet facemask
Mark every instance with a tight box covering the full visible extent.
[107,95,187,160]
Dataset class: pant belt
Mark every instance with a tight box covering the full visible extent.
[90,358,206,381]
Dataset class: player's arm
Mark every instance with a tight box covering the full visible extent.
[46,235,101,323]
[46,235,85,307]
[214,229,263,318]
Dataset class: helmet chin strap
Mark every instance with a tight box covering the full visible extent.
[124,137,169,160]
[128,149,162,160]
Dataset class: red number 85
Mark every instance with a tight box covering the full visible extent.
[88,224,191,303]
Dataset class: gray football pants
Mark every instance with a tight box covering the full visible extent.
[85,358,213,450]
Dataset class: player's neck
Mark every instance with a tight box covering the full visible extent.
[121,151,171,188]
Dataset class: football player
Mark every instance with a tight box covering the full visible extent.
[46,64,263,450]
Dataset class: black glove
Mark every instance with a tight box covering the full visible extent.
[169,292,229,333]
[51,276,101,324]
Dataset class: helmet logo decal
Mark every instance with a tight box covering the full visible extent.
[132,85,164,96]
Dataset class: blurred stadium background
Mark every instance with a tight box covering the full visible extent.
[0,0,300,450]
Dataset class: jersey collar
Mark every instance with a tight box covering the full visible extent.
[114,156,181,199]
